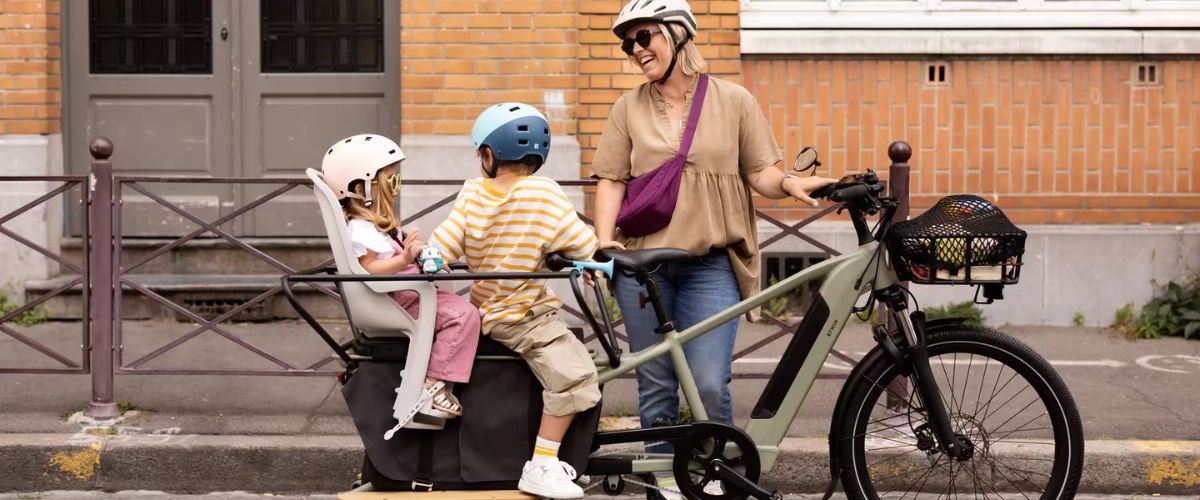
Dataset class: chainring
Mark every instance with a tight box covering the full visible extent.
[672,422,762,500]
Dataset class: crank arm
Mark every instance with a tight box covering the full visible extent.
[711,462,780,500]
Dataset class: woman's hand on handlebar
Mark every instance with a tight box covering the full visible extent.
[784,176,839,208]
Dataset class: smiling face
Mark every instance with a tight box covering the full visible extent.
[624,21,672,82]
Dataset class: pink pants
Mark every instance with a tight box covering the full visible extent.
[392,267,481,384]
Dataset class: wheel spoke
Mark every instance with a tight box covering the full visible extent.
[866,447,926,473]
[978,371,1023,427]
[912,455,948,499]
[990,414,1051,443]
[983,398,1042,438]
[855,369,921,414]
[973,352,991,425]
[984,452,1045,496]
[851,335,1077,500]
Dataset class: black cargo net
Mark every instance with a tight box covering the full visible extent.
[886,195,1026,284]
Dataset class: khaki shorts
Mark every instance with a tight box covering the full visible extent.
[487,306,601,416]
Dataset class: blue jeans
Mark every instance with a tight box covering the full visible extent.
[613,249,741,452]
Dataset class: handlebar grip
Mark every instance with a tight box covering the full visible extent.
[811,184,838,199]
[831,184,869,202]
[545,253,571,272]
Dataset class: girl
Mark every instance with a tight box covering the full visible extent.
[320,133,481,422]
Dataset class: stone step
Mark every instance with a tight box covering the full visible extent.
[58,237,334,275]
[24,273,348,321]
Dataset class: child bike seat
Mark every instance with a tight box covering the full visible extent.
[306,168,441,432]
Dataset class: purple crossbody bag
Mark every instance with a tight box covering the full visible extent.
[615,74,709,238]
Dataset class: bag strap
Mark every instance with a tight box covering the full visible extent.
[413,432,435,491]
[676,73,710,158]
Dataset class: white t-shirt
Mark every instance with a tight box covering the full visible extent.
[347,219,397,259]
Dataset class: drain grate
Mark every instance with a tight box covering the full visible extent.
[178,295,271,322]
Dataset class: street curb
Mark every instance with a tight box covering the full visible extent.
[2,434,1198,495]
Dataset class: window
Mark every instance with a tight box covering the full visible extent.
[89,0,212,74]
[261,0,385,73]
[1135,62,1162,86]
[926,63,948,85]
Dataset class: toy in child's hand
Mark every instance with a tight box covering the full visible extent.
[417,246,444,274]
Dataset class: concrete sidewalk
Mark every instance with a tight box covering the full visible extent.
[1,432,1198,495]
[3,321,1199,439]
[3,320,1200,495]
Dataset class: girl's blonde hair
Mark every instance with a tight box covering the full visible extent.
[628,23,707,77]
[340,166,400,234]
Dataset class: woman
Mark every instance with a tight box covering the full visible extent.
[590,0,837,496]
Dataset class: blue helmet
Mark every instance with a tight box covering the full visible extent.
[471,103,551,177]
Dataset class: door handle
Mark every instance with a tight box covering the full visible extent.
[221,27,229,41]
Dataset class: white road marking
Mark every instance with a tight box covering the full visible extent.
[1135,354,1200,374]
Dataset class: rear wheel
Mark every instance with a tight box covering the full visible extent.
[837,326,1083,499]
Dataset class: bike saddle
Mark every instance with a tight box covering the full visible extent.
[598,248,693,274]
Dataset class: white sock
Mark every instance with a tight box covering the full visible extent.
[532,436,561,463]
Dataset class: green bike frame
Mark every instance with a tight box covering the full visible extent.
[593,240,897,474]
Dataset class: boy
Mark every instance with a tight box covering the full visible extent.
[430,102,600,500]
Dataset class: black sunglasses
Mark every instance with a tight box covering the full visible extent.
[621,28,662,56]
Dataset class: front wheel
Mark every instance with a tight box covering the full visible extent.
[836,326,1083,499]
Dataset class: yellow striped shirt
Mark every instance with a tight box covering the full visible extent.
[431,176,598,331]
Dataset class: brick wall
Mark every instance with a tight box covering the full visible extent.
[398,0,581,136]
[0,0,60,135]
[744,58,1200,224]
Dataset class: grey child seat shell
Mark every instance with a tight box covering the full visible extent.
[306,167,442,431]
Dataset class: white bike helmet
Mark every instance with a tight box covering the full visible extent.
[319,134,405,206]
[612,0,697,40]
[612,0,698,84]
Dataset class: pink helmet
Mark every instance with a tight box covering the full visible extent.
[319,134,406,206]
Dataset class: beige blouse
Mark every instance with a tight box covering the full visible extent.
[590,75,783,303]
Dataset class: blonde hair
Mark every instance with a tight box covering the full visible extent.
[628,23,707,77]
[340,166,401,235]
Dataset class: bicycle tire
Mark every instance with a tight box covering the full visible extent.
[836,326,1084,500]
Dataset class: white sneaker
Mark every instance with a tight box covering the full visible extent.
[519,460,585,499]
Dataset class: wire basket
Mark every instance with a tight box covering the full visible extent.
[886,195,1026,285]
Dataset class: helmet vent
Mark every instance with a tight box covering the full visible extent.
[640,0,654,8]
[365,136,373,141]
[518,139,529,145]
[654,5,666,11]
[344,138,351,143]
[517,125,529,132]
[509,106,521,112]
[327,148,333,155]
[544,128,549,134]
[388,149,396,154]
